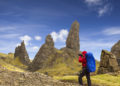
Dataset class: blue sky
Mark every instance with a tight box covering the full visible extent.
[0,0,120,60]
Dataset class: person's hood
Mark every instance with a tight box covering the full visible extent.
[82,51,87,56]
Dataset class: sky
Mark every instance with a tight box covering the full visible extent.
[0,0,120,60]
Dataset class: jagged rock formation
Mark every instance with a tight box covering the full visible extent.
[98,50,119,74]
[66,21,80,52]
[28,21,81,75]
[29,35,55,71]
[14,41,30,66]
[111,40,120,66]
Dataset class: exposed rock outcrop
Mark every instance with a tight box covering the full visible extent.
[0,66,79,86]
[29,35,55,71]
[111,40,120,66]
[66,21,80,52]
[98,50,119,74]
[28,21,81,74]
[14,41,30,66]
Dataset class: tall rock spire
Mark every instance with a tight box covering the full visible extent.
[66,20,80,52]
[28,35,55,71]
[14,41,30,66]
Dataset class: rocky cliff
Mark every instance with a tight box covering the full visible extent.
[98,50,119,74]
[14,41,30,66]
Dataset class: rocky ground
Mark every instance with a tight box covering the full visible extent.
[0,66,77,86]
[0,66,102,86]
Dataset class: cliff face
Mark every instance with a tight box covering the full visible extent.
[66,21,80,52]
[14,41,30,66]
[111,40,120,66]
[98,50,119,74]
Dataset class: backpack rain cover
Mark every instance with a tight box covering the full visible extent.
[86,52,96,72]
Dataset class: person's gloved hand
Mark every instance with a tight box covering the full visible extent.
[78,54,83,56]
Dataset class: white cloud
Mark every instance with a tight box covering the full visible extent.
[32,46,39,51]
[26,46,39,53]
[0,34,20,39]
[103,27,120,35]
[0,26,16,32]
[19,35,32,46]
[85,0,101,5]
[84,0,112,17]
[51,29,68,42]
[51,32,58,42]
[59,29,69,41]
[35,36,42,41]
[16,43,21,46]
[98,4,112,17]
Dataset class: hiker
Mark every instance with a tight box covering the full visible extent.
[78,51,91,86]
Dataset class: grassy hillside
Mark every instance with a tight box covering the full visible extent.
[37,49,100,76]
[0,53,27,72]
[1,52,120,86]
[37,57,81,76]
[0,52,100,75]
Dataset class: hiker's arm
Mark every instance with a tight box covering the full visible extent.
[79,56,83,62]
[83,57,87,63]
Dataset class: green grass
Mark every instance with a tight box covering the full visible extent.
[37,57,82,76]
[54,74,120,86]
[37,56,99,76]
[0,53,27,72]
[0,60,26,72]
[10,57,27,68]
[91,74,120,86]
[0,53,10,57]
[56,49,63,54]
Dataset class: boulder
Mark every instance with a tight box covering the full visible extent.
[98,50,119,74]
[14,41,30,66]
[111,40,120,66]
[66,21,80,52]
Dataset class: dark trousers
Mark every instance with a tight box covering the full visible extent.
[78,67,91,86]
